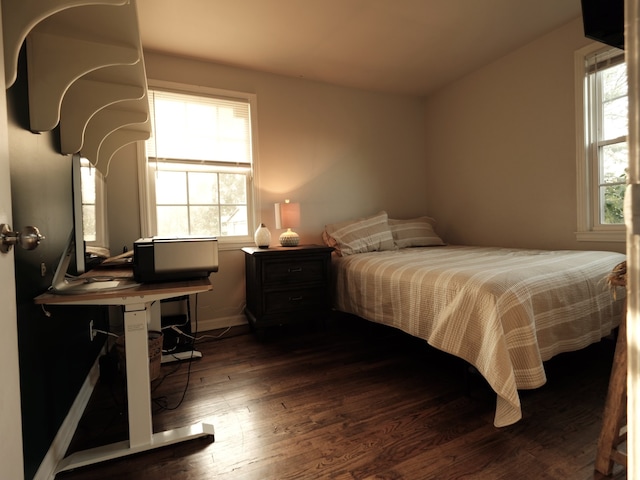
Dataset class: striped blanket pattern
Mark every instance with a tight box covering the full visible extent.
[332,245,626,426]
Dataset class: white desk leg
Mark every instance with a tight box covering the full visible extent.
[149,299,162,333]
[55,301,214,475]
[123,302,153,448]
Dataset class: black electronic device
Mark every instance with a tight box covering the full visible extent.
[49,155,138,294]
[133,236,219,282]
[581,0,625,50]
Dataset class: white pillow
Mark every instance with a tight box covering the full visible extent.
[323,211,395,256]
[388,216,445,248]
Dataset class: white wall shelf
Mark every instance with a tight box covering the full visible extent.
[2,0,128,89]
[2,0,150,175]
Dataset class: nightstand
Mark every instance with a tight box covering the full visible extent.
[242,245,333,330]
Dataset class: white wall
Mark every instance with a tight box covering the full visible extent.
[424,18,624,254]
[106,51,429,328]
[106,20,628,331]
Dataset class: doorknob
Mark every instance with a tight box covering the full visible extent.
[1,224,46,253]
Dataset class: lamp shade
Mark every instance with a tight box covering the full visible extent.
[275,201,300,229]
[275,200,301,246]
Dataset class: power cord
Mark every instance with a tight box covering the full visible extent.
[93,328,119,338]
[162,300,245,341]
[153,294,198,412]
[167,324,232,341]
[153,294,236,412]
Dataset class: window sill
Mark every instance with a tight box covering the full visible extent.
[217,239,254,252]
[575,230,626,243]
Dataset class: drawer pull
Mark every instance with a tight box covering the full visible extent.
[289,295,303,302]
[288,267,303,273]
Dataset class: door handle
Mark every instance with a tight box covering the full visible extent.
[1,224,45,253]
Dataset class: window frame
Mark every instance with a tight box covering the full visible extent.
[575,43,627,243]
[80,157,108,248]
[137,80,260,249]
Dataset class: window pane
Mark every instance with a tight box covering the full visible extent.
[601,142,628,184]
[156,171,187,204]
[148,91,252,163]
[188,172,218,204]
[218,111,252,162]
[79,161,102,244]
[157,206,189,235]
[81,168,96,204]
[189,206,219,236]
[219,173,247,204]
[602,63,627,101]
[82,205,96,241]
[589,51,627,227]
[603,96,628,139]
[600,184,625,224]
[222,205,248,236]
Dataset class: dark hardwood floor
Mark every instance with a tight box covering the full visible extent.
[57,313,626,480]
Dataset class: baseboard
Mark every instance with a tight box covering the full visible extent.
[194,313,247,332]
[34,347,105,480]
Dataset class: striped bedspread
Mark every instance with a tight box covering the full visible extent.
[332,245,626,427]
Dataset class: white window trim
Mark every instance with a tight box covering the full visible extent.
[137,80,261,250]
[93,167,108,247]
[574,42,626,243]
[81,158,109,248]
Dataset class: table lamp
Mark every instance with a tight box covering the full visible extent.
[275,200,300,246]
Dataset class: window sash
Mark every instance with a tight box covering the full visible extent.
[139,82,258,244]
[146,89,253,166]
[146,158,252,238]
[590,53,627,226]
[80,158,108,248]
[577,44,627,239]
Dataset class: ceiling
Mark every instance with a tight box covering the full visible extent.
[136,0,583,97]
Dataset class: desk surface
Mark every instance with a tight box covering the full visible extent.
[35,269,212,305]
[41,267,216,473]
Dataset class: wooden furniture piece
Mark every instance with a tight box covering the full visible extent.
[595,266,628,476]
[242,245,333,330]
[34,272,214,474]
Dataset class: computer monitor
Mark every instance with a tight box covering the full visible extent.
[50,154,138,294]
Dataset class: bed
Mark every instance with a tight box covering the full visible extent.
[323,212,626,427]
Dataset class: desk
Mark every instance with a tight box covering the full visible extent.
[35,274,215,473]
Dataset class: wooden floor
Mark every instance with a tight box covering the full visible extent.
[57,314,626,480]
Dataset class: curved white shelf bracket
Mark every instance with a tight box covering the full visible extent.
[82,104,149,172]
[60,76,145,154]
[2,0,128,88]
[100,127,151,177]
[26,31,139,132]
[3,0,151,174]
[60,61,148,153]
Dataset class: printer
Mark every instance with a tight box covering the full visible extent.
[133,236,218,282]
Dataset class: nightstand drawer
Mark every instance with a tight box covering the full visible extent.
[264,287,327,314]
[263,258,326,285]
[242,245,334,330]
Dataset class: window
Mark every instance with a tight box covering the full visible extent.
[140,83,257,244]
[576,45,628,242]
[79,157,107,247]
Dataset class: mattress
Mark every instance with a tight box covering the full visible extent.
[332,245,626,426]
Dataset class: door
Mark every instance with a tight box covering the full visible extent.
[0,7,25,480]
[628,1,640,476]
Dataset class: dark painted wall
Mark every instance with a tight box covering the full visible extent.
[7,50,108,480]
